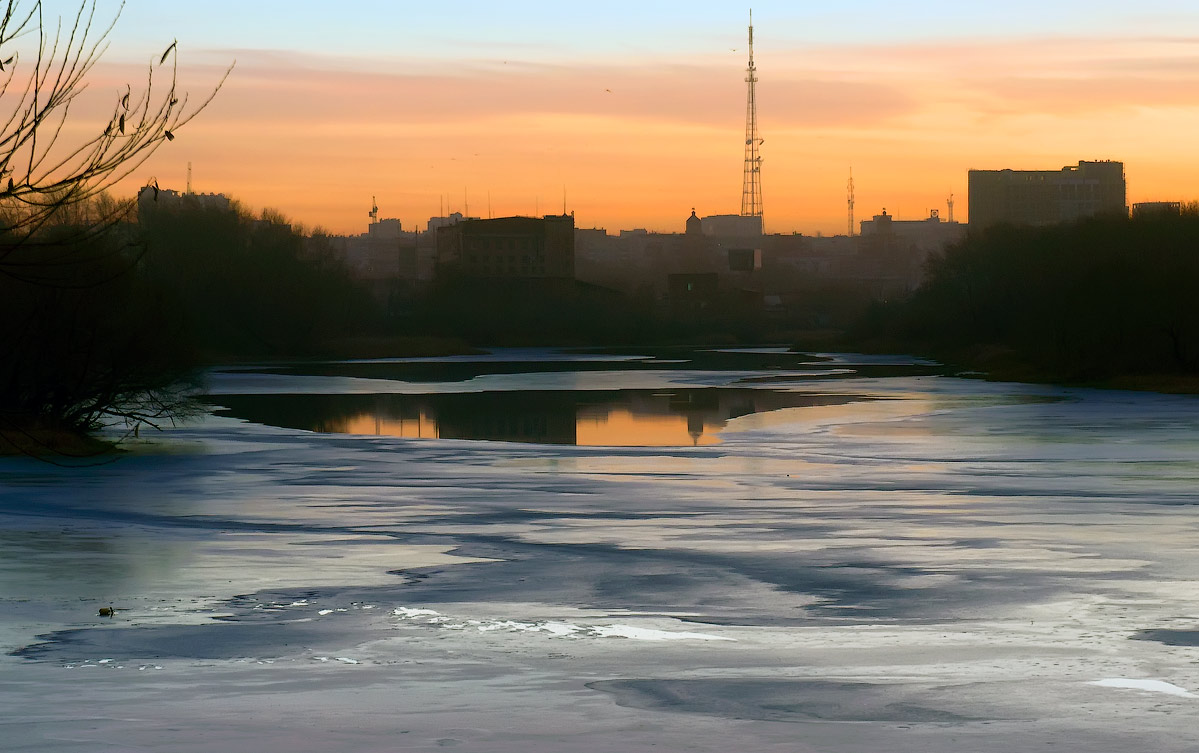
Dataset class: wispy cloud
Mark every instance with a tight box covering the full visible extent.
[76,33,1199,234]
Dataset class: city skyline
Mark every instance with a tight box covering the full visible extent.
[78,1,1199,234]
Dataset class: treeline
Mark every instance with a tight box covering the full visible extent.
[1,196,381,441]
[854,208,1199,383]
[405,275,775,346]
[0,198,200,442]
[139,200,377,359]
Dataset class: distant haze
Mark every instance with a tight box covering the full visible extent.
[74,0,1199,234]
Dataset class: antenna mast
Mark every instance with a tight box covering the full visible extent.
[187,161,192,195]
[847,167,856,236]
[740,10,763,221]
[947,193,955,223]
[369,196,378,224]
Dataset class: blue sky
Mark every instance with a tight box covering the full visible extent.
[106,1,1199,62]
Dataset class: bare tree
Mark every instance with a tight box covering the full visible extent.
[0,0,228,454]
[0,0,229,284]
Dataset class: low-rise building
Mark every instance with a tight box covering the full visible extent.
[1132,201,1182,219]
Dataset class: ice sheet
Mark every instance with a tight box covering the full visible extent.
[5,353,1199,752]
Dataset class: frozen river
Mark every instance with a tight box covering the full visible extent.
[3,348,1199,752]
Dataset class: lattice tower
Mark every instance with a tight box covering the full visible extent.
[847,168,856,236]
[740,11,763,219]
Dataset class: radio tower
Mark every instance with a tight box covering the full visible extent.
[847,167,856,236]
[740,10,763,221]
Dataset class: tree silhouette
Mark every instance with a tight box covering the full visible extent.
[856,209,1199,383]
[0,0,228,453]
[0,0,228,283]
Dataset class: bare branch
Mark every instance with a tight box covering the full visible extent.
[0,0,231,282]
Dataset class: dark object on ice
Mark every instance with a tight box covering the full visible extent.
[98,606,115,617]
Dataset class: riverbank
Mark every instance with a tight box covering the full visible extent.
[0,423,116,458]
[793,330,1199,395]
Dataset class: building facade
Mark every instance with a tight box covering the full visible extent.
[968,160,1127,229]
[436,215,575,279]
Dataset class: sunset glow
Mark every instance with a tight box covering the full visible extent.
[85,1,1199,235]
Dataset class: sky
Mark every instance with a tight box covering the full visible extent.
[43,0,1199,235]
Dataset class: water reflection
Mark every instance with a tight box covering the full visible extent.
[210,389,867,447]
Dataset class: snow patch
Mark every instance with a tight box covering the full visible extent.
[391,605,732,642]
[393,607,441,618]
[1090,679,1198,698]
[591,624,734,642]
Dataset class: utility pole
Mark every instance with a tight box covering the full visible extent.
[740,10,763,221]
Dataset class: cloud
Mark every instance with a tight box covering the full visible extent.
[92,34,1199,138]
[813,35,1199,116]
[87,50,916,132]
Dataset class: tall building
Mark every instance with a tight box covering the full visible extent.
[436,215,575,279]
[968,160,1127,230]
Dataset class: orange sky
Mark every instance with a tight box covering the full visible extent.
[85,33,1199,236]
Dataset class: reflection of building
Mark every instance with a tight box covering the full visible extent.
[968,160,1127,229]
[434,392,578,445]
[212,387,869,447]
[437,215,575,279]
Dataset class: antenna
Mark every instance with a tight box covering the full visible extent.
[562,186,567,216]
[369,196,378,223]
[847,167,856,237]
[464,188,469,218]
[947,193,955,223]
[186,161,192,194]
[488,191,492,219]
[740,9,763,221]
